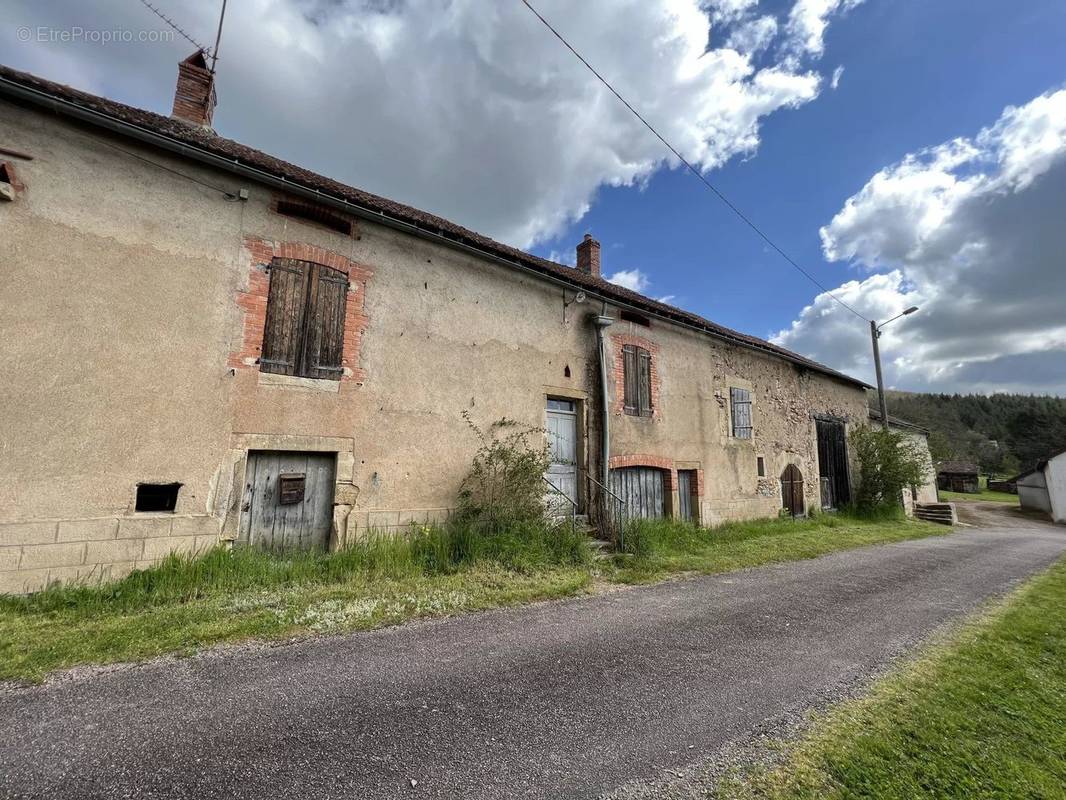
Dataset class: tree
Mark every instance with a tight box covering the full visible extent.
[851,426,931,512]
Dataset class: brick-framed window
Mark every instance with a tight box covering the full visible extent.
[230,237,372,383]
[730,387,753,439]
[612,334,660,418]
[260,257,348,380]
[622,344,652,416]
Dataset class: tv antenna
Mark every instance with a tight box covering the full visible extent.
[137,0,228,74]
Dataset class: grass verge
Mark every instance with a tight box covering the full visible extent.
[607,511,945,584]
[1,513,944,683]
[716,555,1066,800]
[941,488,1019,504]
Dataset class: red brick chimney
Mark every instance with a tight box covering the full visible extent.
[576,233,601,278]
[171,50,217,127]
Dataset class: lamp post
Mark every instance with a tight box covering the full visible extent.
[871,307,918,429]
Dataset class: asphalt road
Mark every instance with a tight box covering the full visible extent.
[2,523,1064,800]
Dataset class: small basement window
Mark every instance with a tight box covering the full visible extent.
[757,456,765,477]
[620,309,651,327]
[135,483,182,512]
[275,199,353,236]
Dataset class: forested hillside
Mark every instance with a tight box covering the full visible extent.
[879,391,1066,476]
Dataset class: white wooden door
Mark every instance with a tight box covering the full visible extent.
[239,451,336,551]
[545,398,579,512]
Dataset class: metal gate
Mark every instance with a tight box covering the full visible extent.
[816,418,850,509]
[610,466,666,520]
[781,464,805,518]
[239,451,336,551]
[545,398,580,513]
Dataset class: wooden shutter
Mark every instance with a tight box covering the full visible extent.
[637,347,652,416]
[731,387,752,439]
[301,264,349,380]
[260,258,309,375]
[622,345,638,415]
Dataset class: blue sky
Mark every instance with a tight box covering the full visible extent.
[5,0,1065,393]
[534,0,1066,344]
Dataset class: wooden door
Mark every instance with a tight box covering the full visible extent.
[816,418,850,509]
[610,466,666,520]
[545,398,580,512]
[677,469,698,522]
[781,464,805,518]
[239,451,336,551]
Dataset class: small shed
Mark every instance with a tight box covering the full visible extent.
[1013,450,1066,523]
[936,461,980,494]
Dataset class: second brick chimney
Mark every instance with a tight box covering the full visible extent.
[172,50,217,127]
[576,233,601,278]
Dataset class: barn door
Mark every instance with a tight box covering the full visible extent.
[610,466,666,519]
[816,418,850,509]
[240,451,336,551]
[781,464,805,518]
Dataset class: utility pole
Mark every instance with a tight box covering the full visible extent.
[871,320,889,429]
[870,306,918,430]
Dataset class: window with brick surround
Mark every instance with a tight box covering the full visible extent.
[623,344,653,416]
[730,387,753,439]
[261,257,348,380]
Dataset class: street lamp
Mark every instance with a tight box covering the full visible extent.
[871,306,918,429]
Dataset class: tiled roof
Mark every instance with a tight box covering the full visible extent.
[0,62,871,389]
[936,461,980,475]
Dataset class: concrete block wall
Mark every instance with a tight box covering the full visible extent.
[0,515,221,594]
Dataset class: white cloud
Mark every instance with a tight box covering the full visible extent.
[605,269,650,292]
[0,0,858,248]
[657,294,678,305]
[726,15,779,56]
[774,88,1066,395]
[830,65,844,89]
[784,0,864,58]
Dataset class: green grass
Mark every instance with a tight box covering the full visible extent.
[0,513,944,683]
[716,556,1066,800]
[941,475,1020,505]
[607,511,945,584]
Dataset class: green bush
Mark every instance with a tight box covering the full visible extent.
[851,425,931,513]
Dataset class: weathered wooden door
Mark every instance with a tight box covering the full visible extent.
[610,466,666,519]
[545,398,580,512]
[781,464,805,518]
[240,451,336,551]
[816,418,850,509]
[677,469,698,522]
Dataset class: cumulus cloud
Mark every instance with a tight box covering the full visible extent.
[784,0,865,58]
[1,0,857,248]
[774,89,1066,395]
[605,269,650,293]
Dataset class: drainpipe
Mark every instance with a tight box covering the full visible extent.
[591,313,614,486]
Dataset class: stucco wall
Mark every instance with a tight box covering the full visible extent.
[0,100,871,592]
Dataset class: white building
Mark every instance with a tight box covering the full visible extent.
[1015,450,1066,524]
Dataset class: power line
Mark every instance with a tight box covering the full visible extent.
[519,0,867,322]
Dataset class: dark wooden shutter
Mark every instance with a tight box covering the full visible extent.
[260,258,310,375]
[781,464,804,518]
[637,347,652,416]
[622,345,638,415]
[301,264,349,380]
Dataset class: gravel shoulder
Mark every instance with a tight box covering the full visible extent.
[2,525,1064,799]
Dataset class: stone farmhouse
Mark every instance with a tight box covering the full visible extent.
[2,54,894,593]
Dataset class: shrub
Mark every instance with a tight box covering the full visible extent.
[455,412,552,534]
[851,425,931,512]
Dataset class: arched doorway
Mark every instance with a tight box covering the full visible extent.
[781,464,805,518]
